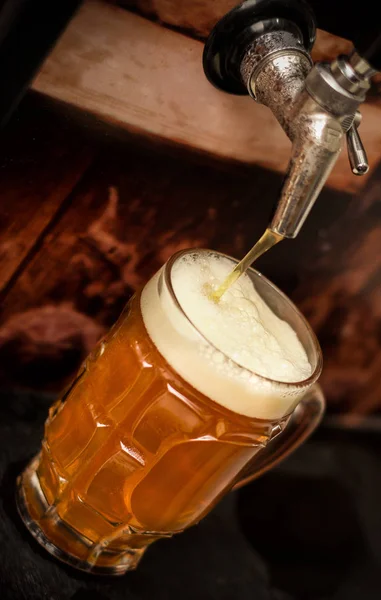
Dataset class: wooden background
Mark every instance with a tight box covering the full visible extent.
[0,0,381,416]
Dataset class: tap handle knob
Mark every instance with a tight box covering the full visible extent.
[203,0,316,95]
[346,115,369,175]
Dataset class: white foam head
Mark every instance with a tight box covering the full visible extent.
[141,251,315,420]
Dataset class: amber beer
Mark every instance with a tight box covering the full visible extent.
[17,250,321,575]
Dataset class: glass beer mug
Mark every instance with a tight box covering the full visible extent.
[17,249,324,575]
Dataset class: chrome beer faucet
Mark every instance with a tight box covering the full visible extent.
[203,0,378,238]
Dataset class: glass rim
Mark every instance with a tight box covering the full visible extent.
[163,248,323,389]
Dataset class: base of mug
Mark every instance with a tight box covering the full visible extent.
[16,456,147,575]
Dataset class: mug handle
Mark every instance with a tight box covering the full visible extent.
[233,384,325,491]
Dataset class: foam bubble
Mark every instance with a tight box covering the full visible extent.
[141,252,313,420]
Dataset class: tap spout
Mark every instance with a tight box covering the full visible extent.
[269,93,344,238]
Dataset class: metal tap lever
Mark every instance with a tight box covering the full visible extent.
[346,114,369,175]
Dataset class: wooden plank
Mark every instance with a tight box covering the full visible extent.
[0,95,94,294]
[115,0,380,94]
[0,146,287,325]
[115,1,351,52]
[112,1,381,104]
[112,0,238,38]
[31,1,381,195]
[118,1,381,98]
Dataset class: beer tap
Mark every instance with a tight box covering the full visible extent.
[203,0,380,238]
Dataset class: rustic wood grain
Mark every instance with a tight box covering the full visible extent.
[0,141,292,328]
[31,1,381,195]
[113,0,377,86]
[118,1,381,97]
[116,1,381,98]
[113,0,238,39]
[0,95,94,295]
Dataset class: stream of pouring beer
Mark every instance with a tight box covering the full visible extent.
[211,229,283,302]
